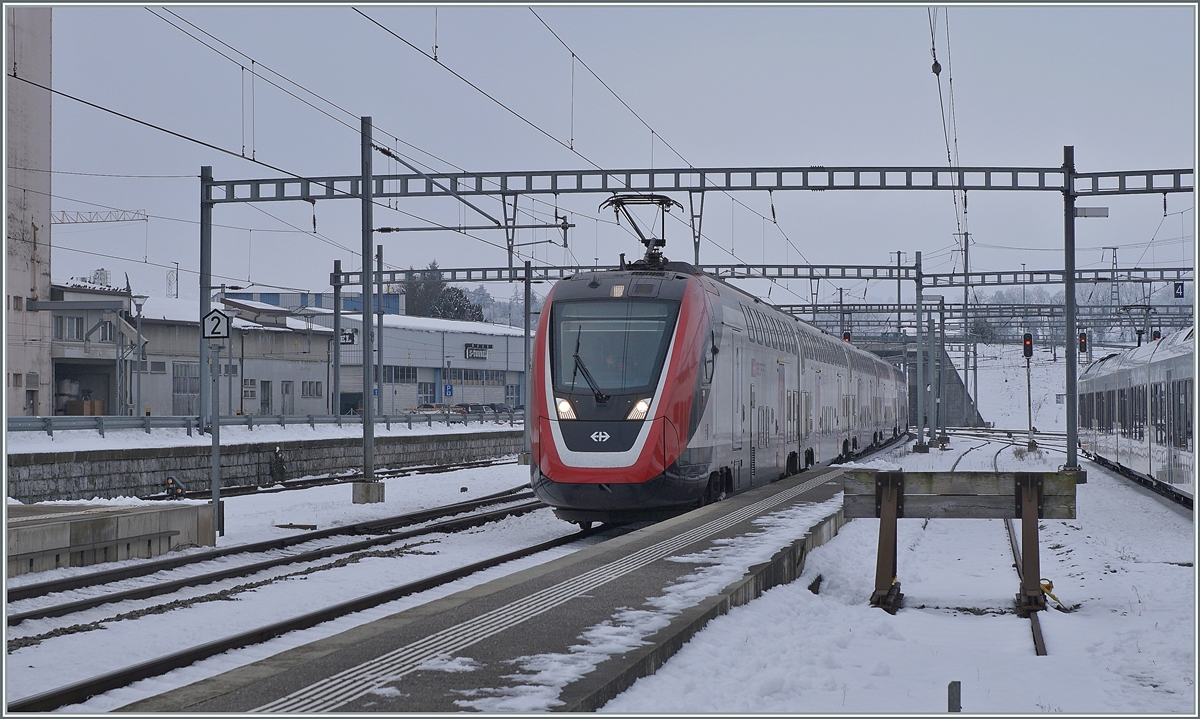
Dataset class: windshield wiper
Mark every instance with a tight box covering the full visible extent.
[571,331,609,404]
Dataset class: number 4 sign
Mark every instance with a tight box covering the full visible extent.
[202,308,231,339]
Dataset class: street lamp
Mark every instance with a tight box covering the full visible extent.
[133,294,149,417]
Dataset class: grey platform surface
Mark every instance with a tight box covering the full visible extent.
[120,466,848,713]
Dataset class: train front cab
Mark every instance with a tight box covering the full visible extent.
[529,269,716,524]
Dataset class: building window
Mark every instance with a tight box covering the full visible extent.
[505,384,521,406]
[99,320,116,342]
[12,373,22,387]
[172,362,201,415]
[302,381,323,397]
[11,295,23,311]
[54,315,85,340]
[242,378,257,399]
[382,365,418,384]
[446,368,506,386]
[150,361,167,374]
[418,381,436,405]
[220,364,239,376]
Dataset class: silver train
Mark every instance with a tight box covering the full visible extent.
[1078,327,1194,504]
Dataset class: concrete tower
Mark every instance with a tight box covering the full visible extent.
[5,7,53,416]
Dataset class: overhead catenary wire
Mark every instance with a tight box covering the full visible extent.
[6,72,544,271]
[154,7,620,263]
[355,7,805,279]
[527,8,812,267]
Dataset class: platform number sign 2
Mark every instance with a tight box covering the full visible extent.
[1174,282,1185,299]
[202,308,231,339]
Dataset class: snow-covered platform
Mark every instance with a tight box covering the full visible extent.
[118,465,850,712]
[6,502,216,578]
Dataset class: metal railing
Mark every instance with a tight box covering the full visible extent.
[7,411,523,437]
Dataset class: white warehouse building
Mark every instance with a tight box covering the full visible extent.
[308,309,527,415]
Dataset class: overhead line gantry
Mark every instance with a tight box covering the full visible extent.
[199,134,1193,480]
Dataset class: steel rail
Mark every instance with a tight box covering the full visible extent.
[155,457,517,501]
[6,484,532,603]
[1004,518,1049,656]
[7,498,545,626]
[5,527,596,713]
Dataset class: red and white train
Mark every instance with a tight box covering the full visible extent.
[529,256,908,527]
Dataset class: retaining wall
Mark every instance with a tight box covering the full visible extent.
[6,430,524,504]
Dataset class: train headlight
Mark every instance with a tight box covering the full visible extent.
[555,398,577,420]
[626,397,652,421]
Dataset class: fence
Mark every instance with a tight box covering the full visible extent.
[7,411,523,437]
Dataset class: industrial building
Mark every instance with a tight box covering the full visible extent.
[309,309,526,415]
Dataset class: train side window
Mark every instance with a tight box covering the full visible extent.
[740,305,755,344]
[1118,388,1129,437]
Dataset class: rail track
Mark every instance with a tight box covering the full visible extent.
[7,525,598,713]
[7,492,547,625]
[147,457,518,501]
[8,483,537,604]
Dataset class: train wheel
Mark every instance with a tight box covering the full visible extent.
[577,521,593,530]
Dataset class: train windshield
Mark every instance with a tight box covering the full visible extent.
[552,299,679,396]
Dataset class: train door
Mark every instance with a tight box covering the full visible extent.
[1165,370,1173,485]
[733,343,744,451]
[749,382,756,480]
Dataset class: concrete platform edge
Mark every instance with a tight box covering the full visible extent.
[555,507,847,712]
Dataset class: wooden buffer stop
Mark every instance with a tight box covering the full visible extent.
[843,469,1081,615]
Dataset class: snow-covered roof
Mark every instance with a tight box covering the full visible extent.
[220,297,292,315]
[138,297,330,334]
[306,306,524,337]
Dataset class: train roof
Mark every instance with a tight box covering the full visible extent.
[1079,326,1194,380]
[566,261,902,376]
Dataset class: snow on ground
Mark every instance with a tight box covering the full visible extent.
[602,438,1195,714]
[3,344,1194,713]
[974,343,1069,432]
[5,462,591,711]
[4,416,518,455]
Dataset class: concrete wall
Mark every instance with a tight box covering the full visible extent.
[7,503,216,577]
[6,430,524,503]
[5,7,54,417]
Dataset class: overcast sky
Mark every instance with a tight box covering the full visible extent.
[31,4,1198,309]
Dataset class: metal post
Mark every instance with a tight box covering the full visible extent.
[209,342,223,536]
[1026,356,1035,449]
[894,251,903,335]
[332,259,341,415]
[376,244,385,417]
[1063,147,1079,470]
[928,316,937,440]
[199,166,213,429]
[962,231,971,424]
[523,260,532,461]
[939,300,947,437]
[227,326,233,415]
[134,301,144,416]
[914,252,926,450]
[361,116,375,480]
[838,287,844,336]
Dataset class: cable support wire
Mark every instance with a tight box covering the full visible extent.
[151,8,459,179]
[356,7,805,269]
[928,7,964,235]
[4,72,546,275]
[528,8,811,266]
